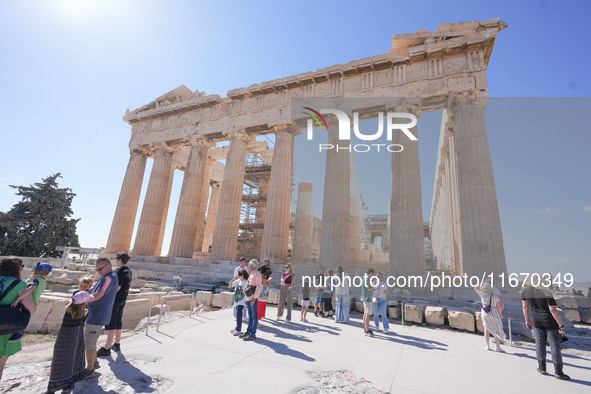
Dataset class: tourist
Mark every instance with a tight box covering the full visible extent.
[313,266,325,317]
[522,280,570,380]
[97,252,133,357]
[8,262,52,342]
[257,258,273,320]
[45,291,94,393]
[300,279,310,322]
[229,269,249,336]
[322,269,335,318]
[84,258,118,377]
[233,257,248,320]
[0,258,37,383]
[334,266,350,324]
[474,281,506,352]
[360,268,377,337]
[277,263,296,322]
[372,273,390,333]
[240,260,262,341]
[77,276,94,293]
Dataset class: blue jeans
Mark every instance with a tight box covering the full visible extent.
[335,295,350,322]
[373,298,389,330]
[246,299,258,336]
[235,305,245,332]
[533,326,563,374]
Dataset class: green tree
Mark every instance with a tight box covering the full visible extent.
[0,173,80,257]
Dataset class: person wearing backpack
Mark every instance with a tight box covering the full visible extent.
[0,258,37,382]
[229,269,249,336]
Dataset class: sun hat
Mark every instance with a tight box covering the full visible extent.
[34,263,53,272]
[73,291,94,304]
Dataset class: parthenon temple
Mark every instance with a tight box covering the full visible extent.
[105,19,508,280]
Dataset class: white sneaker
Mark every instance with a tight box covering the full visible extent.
[302,318,308,322]
[384,328,389,334]
[496,347,506,353]
[485,346,491,351]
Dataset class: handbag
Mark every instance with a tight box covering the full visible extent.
[0,280,32,335]
[482,294,493,313]
[245,285,256,297]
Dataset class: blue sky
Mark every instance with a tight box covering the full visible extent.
[0,1,589,279]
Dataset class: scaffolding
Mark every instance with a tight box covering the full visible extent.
[237,148,272,260]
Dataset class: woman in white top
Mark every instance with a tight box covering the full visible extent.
[372,273,390,333]
[474,281,506,352]
[334,266,350,323]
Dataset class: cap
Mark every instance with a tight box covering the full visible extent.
[34,263,53,273]
[73,291,94,304]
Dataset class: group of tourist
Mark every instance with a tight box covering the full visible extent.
[0,252,133,392]
[227,259,571,380]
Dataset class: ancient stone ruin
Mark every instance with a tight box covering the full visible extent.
[104,19,509,286]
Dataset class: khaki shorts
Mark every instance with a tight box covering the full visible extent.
[84,323,102,350]
[362,301,372,315]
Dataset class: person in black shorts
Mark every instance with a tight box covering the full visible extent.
[97,252,132,356]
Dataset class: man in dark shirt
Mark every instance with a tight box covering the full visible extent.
[522,285,570,380]
[97,252,132,357]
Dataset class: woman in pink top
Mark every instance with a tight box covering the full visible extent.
[241,260,262,341]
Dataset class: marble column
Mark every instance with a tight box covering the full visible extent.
[210,130,251,260]
[349,195,363,265]
[450,97,507,276]
[260,125,295,263]
[319,117,350,269]
[193,158,213,254]
[155,167,175,256]
[292,182,314,262]
[133,145,175,256]
[106,149,147,253]
[168,139,212,258]
[201,181,222,253]
[389,105,425,274]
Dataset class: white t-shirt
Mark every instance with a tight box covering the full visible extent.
[373,281,387,299]
[232,279,248,306]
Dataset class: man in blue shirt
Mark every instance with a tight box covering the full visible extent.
[84,257,118,377]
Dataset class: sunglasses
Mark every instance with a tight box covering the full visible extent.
[95,263,110,272]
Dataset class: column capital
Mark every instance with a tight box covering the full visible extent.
[390,100,422,119]
[447,91,489,111]
[223,129,253,142]
[130,147,150,157]
[150,142,179,154]
[187,136,214,148]
[271,123,301,136]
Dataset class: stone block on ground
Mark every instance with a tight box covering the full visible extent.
[26,295,69,334]
[448,310,475,332]
[212,292,234,308]
[268,289,280,305]
[563,308,581,323]
[578,308,591,324]
[555,296,578,309]
[387,306,401,319]
[404,304,424,324]
[196,291,213,306]
[425,306,446,325]
[127,291,166,305]
[163,294,193,311]
[151,304,171,316]
[131,279,147,288]
[475,311,485,333]
[122,299,152,330]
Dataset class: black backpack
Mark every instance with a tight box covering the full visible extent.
[0,280,32,335]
